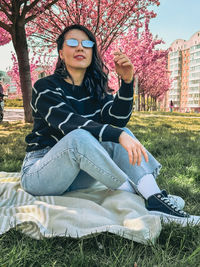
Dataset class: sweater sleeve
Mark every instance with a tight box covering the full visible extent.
[100,79,134,127]
[32,79,123,143]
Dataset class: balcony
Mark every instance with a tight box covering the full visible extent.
[189,76,200,81]
[188,103,200,107]
[188,88,200,93]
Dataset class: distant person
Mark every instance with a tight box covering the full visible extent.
[0,82,5,122]
[0,82,5,103]
[169,100,174,112]
[21,24,198,224]
[0,82,4,97]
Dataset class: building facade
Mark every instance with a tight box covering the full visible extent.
[0,68,47,98]
[160,30,200,112]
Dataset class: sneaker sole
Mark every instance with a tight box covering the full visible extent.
[148,211,200,226]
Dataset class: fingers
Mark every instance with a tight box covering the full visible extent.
[128,144,149,166]
[128,150,134,165]
[133,148,140,166]
[119,131,148,166]
[141,147,149,163]
[114,54,130,66]
[116,58,131,66]
[113,50,123,56]
[136,148,142,166]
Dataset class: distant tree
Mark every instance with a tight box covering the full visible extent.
[0,0,58,122]
[7,52,56,96]
[29,0,160,55]
[1,0,160,120]
[104,19,171,111]
[0,13,11,45]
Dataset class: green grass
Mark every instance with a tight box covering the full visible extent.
[0,115,200,266]
[4,98,23,108]
[134,110,200,117]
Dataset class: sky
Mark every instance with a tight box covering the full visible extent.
[149,0,200,49]
[0,0,200,71]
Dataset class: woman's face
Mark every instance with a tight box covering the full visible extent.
[59,29,93,73]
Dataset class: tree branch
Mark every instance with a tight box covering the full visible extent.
[0,2,13,21]
[94,0,101,34]
[0,20,11,32]
[25,0,58,24]
[23,0,41,13]
[1,0,12,11]
[21,0,28,19]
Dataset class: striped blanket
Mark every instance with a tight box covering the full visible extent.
[0,172,161,244]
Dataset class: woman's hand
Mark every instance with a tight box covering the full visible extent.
[113,50,134,83]
[119,131,149,166]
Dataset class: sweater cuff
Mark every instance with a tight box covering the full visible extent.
[102,125,124,143]
[118,79,134,98]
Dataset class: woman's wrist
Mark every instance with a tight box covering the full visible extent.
[119,131,126,143]
[122,77,134,84]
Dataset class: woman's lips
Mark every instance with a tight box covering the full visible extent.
[74,55,86,60]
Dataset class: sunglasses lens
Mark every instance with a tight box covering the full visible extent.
[66,39,94,48]
[82,40,94,48]
[66,39,79,47]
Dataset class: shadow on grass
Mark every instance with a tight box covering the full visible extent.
[1,225,200,266]
[0,122,32,172]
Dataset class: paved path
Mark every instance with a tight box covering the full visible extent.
[3,108,24,122]
[2,108,200,122]
[135,113,200,119]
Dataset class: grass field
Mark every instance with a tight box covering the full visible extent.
[0,114,200,266]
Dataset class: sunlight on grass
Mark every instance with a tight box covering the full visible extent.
[0,115,200,266]
[0,122,32,172]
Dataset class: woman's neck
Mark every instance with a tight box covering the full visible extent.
[64,69,86,86]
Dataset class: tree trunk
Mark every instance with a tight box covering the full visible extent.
[152,97,157,111]
[138,93,141,111]
[147,95,150,111]
[141,93,145,111]
[12,22,33,123]
[138,81,141,111]
[150,96,153,111]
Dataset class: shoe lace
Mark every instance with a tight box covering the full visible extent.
[160,196,188,216]
[168,195,179,206]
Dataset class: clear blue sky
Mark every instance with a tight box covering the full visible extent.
[149,0,200,49]
[0,0,200,71]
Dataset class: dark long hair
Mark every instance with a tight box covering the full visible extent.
[55,24,111,100]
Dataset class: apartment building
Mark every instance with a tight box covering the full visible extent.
[160,30,200,112]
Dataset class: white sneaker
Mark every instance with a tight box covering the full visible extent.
[161,214,200,226]
[147,192,200,226]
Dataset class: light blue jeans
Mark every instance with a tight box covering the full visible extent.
[20,128,161,196]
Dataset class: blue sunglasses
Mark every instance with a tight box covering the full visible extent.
[66,39,95,48]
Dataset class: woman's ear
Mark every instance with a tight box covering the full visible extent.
[59,50,63,60]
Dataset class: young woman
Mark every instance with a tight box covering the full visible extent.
[21,24,192,224]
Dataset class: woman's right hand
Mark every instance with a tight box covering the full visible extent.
[119,131,149,166]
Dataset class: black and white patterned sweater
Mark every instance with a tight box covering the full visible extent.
[25,73,134,152]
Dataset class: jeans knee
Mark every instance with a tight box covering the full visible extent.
[69,129,93,140]
[63,129,96,148]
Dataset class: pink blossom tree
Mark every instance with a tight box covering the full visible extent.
[7,52,56,97]
[104,20,171,110]
[29,0,160,55]
[0,0,59,122]
[0,0,160,121]
[29,0,162,111]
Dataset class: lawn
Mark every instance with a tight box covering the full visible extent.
[0,114,200,266]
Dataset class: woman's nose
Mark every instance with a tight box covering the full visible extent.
[76,42,84,50]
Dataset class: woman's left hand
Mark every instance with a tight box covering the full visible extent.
[113,50,134,83]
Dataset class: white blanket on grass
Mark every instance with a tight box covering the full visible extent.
[0,172,161,244]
